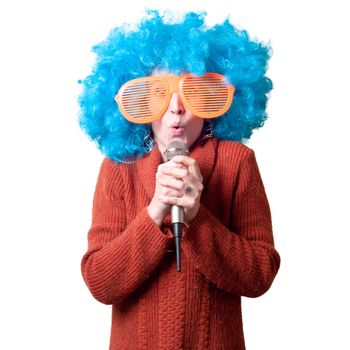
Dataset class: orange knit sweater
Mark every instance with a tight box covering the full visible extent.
[81,138,280,349]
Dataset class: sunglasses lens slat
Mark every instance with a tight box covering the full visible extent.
[117,78,168,123]
[181,74,234,117]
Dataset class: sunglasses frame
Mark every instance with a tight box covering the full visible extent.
[115,72,235,124]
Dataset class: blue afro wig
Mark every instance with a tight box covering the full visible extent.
[78,9,273,162]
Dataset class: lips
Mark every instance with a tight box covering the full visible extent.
[170,122,184,128]
[170,126,185,136]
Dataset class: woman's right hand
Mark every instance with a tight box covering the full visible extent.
[147,160,188,226]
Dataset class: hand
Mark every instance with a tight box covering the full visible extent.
[149,155,203,226]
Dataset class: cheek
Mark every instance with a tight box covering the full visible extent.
[192,119,204,135]
[151,120,161,134]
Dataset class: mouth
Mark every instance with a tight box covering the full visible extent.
[170,126,185,136]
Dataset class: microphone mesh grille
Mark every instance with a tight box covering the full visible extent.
[164,141,189,161]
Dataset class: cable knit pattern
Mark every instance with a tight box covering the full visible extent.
[81,138,280,349]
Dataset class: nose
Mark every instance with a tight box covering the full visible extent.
[169,93,185,115]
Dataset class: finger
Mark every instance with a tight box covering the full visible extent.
[164,160,186,169]
[160,187,183,198]
[159,195,195,208]
[157,162,185,177]
[171,156,203,182]
[160,166,189,179]
[158,176,185,191]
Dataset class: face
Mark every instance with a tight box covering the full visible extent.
[150,68,204,154]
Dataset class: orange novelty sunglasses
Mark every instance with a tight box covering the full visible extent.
[115,73,235,124]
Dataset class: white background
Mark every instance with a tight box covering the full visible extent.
[1,0,349,349]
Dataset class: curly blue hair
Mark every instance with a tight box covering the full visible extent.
[78,9,273,162]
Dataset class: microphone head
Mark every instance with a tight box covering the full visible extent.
[164,140,189,161]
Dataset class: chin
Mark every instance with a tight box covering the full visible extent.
[171,136,189,146]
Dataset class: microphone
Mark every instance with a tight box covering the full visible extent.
[164,140,189,272]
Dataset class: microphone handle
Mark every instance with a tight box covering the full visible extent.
[171,205,184,272]
[172,223,182,272]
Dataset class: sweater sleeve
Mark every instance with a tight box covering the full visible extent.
[181,149,280,298]
[81,158,172,305]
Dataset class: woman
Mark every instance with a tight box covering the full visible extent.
[79,10,280,349]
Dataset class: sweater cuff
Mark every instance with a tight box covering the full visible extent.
[185,205,213,234]
[141,207,173,241]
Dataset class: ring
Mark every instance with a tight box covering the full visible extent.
[185,185,193,194]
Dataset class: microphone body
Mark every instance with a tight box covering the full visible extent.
[164,140,189,272]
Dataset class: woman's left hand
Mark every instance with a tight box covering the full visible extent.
[158,155,204,226]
